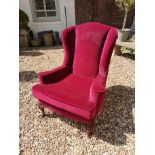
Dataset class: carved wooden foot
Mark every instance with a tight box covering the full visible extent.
[86,124,93,138]
[114,45,122,55]
[38,104,45,118]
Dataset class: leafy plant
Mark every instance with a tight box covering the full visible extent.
[115,0,134,30]
[19,9,29,25]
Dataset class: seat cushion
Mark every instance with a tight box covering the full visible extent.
[32,74,98,119]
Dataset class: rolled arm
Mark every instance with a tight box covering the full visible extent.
[91,72,107,93]
[38,65,71,84]
[89,71,107,102]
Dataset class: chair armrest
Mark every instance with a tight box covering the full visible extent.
[38,65,71,84]
[91,73,107,92]
[89,72,107,102]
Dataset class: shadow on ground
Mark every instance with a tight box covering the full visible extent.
[19,45,63,56]
[43,85,135,146]
[19,51,44,56]
[19,71,37,82]
[121,53,135,60]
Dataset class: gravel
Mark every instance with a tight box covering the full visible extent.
[19,46,135,155]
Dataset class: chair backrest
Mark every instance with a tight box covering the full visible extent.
[62,22,118,78]
[72,22,117,77]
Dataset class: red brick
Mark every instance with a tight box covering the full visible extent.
[75,0,135,29]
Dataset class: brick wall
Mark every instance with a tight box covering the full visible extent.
[75,0,135,29]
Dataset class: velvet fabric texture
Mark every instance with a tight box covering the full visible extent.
[32,22,118,125]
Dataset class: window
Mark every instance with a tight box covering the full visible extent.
[30,0,60,22]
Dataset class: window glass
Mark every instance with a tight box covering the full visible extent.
[45,0,56,10]
[35,0,44,10]
[47,11,56,17]
[36,11,45,17]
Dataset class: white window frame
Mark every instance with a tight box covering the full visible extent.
[29,0,61,22]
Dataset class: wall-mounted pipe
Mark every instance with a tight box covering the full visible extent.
[64,6,67,28]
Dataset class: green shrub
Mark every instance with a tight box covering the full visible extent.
[115,0,135,30]
[19,9,29,24]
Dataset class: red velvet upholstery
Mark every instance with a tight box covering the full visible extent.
[32,22,118,125]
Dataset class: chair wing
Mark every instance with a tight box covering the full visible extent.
[62,26,76,67]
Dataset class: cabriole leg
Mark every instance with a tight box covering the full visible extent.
[38,104,45,118]
[114,45,122,55]
[86,123,94,138]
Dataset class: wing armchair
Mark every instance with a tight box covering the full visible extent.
[32,22,118,138]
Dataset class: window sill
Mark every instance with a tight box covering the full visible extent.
[32,17,61,23]
[29,20,62,26]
